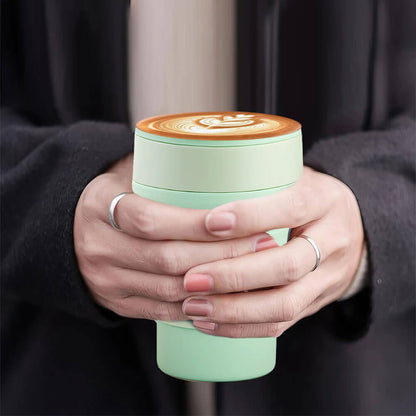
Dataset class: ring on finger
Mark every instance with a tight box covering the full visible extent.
[109,192,131,231]
[297,234,321,272]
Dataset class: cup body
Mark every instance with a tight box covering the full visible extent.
[133,112,303,381]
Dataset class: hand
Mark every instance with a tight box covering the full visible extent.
[74,154,270,320]
[182,167,365,338]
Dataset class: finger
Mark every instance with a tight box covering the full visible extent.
[191,300,321,338]
[97,178,217,240]
[117,193,220,240]
[90,174,216,241]
[96,293,187,321]
[182,264,331,324]
[183,223,336,294]
[106,226,269,276]
[204,168,333,238]
[192,321,289,338]
[109,267,189,302]
[120,233,268,276]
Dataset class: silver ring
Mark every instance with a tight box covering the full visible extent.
[109,192,131,231]
[297,235,321,272]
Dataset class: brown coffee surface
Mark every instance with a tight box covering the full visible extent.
[137,112,301,140]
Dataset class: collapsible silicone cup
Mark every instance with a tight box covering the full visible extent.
[133,114,303,382]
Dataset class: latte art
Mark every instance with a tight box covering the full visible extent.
[198,114,256,129]
[137,112,301,141]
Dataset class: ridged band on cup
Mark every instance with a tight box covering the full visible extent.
[133,129,303,193]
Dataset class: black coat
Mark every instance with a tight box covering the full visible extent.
[1,0,415,414]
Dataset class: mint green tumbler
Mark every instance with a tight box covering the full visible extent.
[132,112,302,382]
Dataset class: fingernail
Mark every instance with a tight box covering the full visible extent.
[206,211,236,233]
[184,273,213,292]
[255,235,279,252]
[193,321,217,334]
[183,298,213,317]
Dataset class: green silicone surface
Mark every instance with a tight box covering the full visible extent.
[157,321,276,382]
[136,128,301,147]
[133,130,302,192]
[132,181,292,209]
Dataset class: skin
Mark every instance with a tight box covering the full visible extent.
[74,153,364,338]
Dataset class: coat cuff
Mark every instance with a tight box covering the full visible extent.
[338,243,369,301]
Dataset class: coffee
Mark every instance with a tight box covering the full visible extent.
[137,111,301,140]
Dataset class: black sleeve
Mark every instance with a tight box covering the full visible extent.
[304,115,415,338]
[1,109,134,326]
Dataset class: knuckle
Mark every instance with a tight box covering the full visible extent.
[155,279,183,302]
[337,231,352,251]
[222,242,240,260]
[116,300,153,320]
[329,182,344,203]
[77,229,96,255]
[288,190,308,225]
[279,255,299,283]
[81,194,96,218]
[124,279,150,298]
[225,324,247,338]
[154,302,182,321]
[109,298,131,318]
[80,187,99,218]
[77,238,106,275]
[222,301,241,323]
[139,307,156,321]
[328,176,351,202]
[75,231,92,258]
[154,246,182,275]
[274,326,286,338]
[85,270,116,298]
[95,276,115,295]
[133,201,156,238]
[265,323,281,338]
[155,281,167,300]
[279,296,297,322]
[82,243,103,266]
[329,225,352,253]
[223,266,243,292]
[80,175,110,217]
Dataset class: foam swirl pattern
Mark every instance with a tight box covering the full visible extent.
[137,111,301,140]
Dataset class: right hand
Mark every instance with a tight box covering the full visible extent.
[74,153,267,321]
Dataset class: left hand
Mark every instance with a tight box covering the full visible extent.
[182,166,365,338]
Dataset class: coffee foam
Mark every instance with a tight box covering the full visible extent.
[137,112,301,140]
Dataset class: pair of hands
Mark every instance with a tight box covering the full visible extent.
[74,154,364,338]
